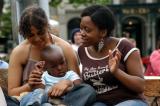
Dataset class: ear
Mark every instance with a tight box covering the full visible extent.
[100,29,107,38]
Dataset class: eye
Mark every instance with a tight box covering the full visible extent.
[60,61,65,65]
[84,27,90,33]
[37,30,46,36]
[81,27,90,33]
[37,31,42,35]
[51,65,57,68]
[28,33,35,38]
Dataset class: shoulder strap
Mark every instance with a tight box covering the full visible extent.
[49,33,55,44]
[27,45,32,59]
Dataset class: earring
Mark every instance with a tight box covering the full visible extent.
[98,38,104,52]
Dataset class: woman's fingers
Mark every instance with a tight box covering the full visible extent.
[28,76,42,85]
[108,49,122,73]
[29,71,42,79]
[28,69,43,87]
[108,49,113,60]
[28,77,42,82]
[115,49,121,61]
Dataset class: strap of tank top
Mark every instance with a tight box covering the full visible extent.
[28,44,32,59]
[49,33,55,44]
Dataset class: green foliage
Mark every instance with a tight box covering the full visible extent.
[49,0,112,7]
[69,0,111,6]
[49,0,62,7]
[0,55,9,62]
[0,5,11,38]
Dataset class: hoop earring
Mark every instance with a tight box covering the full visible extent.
[98,38,104,52]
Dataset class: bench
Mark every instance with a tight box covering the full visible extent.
[144,76,160,106]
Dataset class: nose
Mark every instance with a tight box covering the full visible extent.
[80,29,84,34]
[80,29,85,37]
[57,64,62,70]
[34,36,42,42]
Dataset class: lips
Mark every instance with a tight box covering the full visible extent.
[81,37,88,43]
[56,72,65,77]
[59,72,65,76]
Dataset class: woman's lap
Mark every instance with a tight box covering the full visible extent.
[115,99,148,106]
[92,99,148,106]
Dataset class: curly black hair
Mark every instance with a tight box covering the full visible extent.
[81,5,116,36]
[19,5,48,38]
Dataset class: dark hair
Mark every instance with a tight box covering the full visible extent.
[81,5,116,36]
[71,28,80,43]
[19,5,48,38]
[41,45,63,61]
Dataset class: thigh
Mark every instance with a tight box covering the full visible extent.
[20,89,45,106]
[42,103,53,106]
[64,83,96,106]
[115,99,148,106]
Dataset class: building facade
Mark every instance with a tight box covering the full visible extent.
[52,0,160,56]
[109,3,160,56]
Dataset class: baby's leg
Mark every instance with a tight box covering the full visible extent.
[48,97,67,106]
[20,88,44,106]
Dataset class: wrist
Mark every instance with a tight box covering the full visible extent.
[112,69,121,77]
[109,68,119,75]
[26,83,33,91]
[70,81,74,89]
[66,81,74,91]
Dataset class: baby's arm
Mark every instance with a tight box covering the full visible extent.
[66,71,82,91]
[48,79,81,97]
[48,71,81,97]
[66,79,81,91]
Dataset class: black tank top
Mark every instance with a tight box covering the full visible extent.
[22,45,38,84]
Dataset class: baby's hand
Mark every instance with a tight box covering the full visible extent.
[34,61,45,72]
[48,80,71,97]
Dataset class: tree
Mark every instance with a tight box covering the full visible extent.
[0,5,11,38]
[49,0,112,7]
[0,0,4,15]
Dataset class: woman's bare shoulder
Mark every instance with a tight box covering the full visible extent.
[12,41,28,54]
[52,35,72,49]
[10,40,30,63]
[52,35,76,58]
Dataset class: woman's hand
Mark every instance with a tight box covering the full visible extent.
[108,49,121,74]
[28,61,45,89]
[48,80,73,97]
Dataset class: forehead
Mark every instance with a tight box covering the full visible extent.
[45,52,64,65]
[49,49,64,58]
[80,16,96,28]
[31,26,38,33]
[49,48,62,56]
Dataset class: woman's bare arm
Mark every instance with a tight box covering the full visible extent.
[8,45,31,96]
[110,50,145,93]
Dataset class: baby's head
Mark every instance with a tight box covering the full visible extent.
[41,45,67,77]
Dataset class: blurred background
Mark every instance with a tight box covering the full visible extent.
[0,0,160,60]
